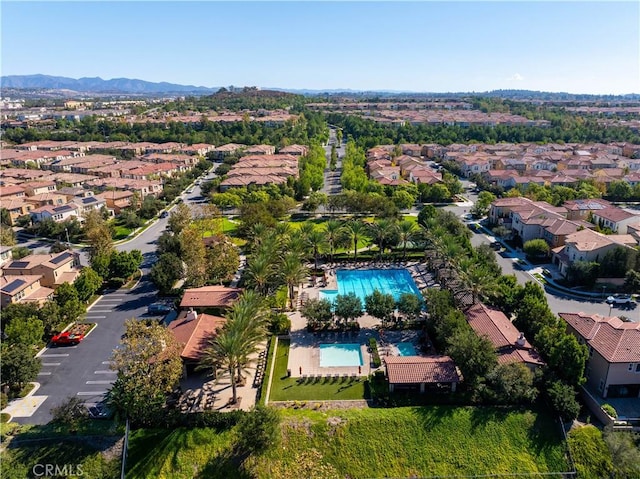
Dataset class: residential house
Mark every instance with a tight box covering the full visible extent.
[23,192,68,209]
[21,180,57,196]
[0,246,12,267]
[0,198,34,225]
[465,302,545,369]
[553,229,637,276]
[278,144,308,156]
[211,143,246,160]
[563,199,612,221]
[0,275,54,308]
[243,144,276,156]
[2,250,81,289]
[29,203,80,223]
[384,356,461,393]
[591,207,640,234]
[0,185,26,200]
[96,190,134,214]
[559,312,640,399]
[69,195,107,216]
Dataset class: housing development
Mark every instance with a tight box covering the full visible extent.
[1,87,639,478]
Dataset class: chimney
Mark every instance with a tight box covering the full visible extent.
[516,332,526,347]
[185,309,198,322]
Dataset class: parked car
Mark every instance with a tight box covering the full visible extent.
[147,303,172,315]
[51,331,84,346]
[88,402,113,420]
[606,294,634,305]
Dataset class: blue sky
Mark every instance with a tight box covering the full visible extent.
[2,1,638,94]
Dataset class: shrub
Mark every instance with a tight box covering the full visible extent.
[547,380,581,421]
[50,397,88,431]
[601,403,617,418]
[0,393,8,410]
[234,405,280,456]
[369,337,381,368]
[567,425,613,478]
[268,313,291,335]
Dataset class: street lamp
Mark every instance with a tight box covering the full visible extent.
[601,285,606,300]
[65,227,71,249]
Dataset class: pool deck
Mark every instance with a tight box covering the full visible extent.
[288,260,431,378]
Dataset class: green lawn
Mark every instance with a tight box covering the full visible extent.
[125,406,569,479]
[112,225,133,240]
[267,339,367,402]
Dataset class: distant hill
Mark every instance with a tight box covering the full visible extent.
[0,74,218,94]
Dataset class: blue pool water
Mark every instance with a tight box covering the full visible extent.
[319,343,363,367]
[320,269,422,304]
[397,342,417,356]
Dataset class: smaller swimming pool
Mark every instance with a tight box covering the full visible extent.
[318,290,339,304]
[396,342,417,356]
[319,343,363,367]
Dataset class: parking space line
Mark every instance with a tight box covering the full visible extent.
[86,380,113,385]
[77,391,107,396]
[40,354,69,357]
[37,372,52,376]
[42,362,61,366]
[88,309,112,312]
[94,370,116,374]
[101,361,113,365]
[99,299,123,302]
[85,315,106,318]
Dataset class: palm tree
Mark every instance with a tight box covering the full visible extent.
[345,220,367,262]
[280,253,309,309]
[397,220,418,260]
[298,221,316,240]
[249,223,268,250]
[199,328,242,404]
[226,291,268,381]
[369,219,397,260]
[305,229,328,272]
[324,220,346,263]
[246,253,274,296]
[285,230,308,260]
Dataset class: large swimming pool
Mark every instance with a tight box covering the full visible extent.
[319,343,363,367]
[319,268,422,304]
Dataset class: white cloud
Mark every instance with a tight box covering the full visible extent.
[507,73,524,82]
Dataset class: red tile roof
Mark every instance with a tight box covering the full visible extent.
[180,286,242,308]
[384,355,461,384]
[167,311,226,361]
[559,312,640,363]
[466,303,545,366]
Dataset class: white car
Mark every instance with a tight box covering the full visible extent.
[606,294,633,305]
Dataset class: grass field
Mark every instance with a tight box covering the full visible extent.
[267,338,367,402]
[125,406,569,479]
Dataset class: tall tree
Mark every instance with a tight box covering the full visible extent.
[397,220,418,260]
[180,227,207,287]
[345,220,367,262]
[304,228,328,272]
[109,319,183,425]
[168,202,192,235]
[324,219,346,263]
[1,343,41,392]
[280,253,308,309]
[365,290,396,325]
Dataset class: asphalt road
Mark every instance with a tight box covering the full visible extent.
[15,175,209,424]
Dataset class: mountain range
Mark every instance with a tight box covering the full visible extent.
[2,74,639,100]
[1,74,218,94]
